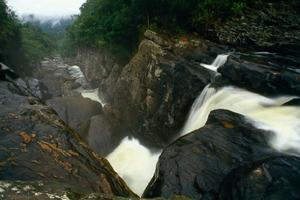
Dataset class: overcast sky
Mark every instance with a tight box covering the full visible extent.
[7,0,86,17]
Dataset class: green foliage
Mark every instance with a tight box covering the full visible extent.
[0,0,23,70]
[65,0,254,58]
[21,23,55,64]
[0,0,57,74]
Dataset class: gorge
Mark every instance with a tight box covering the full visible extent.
[0,0,300,199]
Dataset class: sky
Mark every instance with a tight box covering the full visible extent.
[6,0,86,17]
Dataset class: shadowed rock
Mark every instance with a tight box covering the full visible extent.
[143,110,299,199]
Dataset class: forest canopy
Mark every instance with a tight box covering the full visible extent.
[0,0,64,73]
[65,0,255,56]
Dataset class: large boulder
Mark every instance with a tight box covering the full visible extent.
[46,96,102,137]
[143,110,299,199]
[0,81,137,198]
[219,156,300,200]
[218,54,300,95]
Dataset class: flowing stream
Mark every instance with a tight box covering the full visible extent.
[182,85,300,153]
[80,54,300,196]
[183,54,300,154]
[200,54,229,72]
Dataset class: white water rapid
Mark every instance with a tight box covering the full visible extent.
[81,88,105,106]
[182,85,300,154]
[106,137,161,196]
[200,54,229,72]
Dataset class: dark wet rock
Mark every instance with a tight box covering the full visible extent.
[0,63,19,81]
[283,98,300,106]
[215,1,300,55]
[218,55,300,95]
[46,96,102,137]
[0,81,137,198]
[143,110,286,200]
[219,156,300,200]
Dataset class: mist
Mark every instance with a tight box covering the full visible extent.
[6,0,86,17]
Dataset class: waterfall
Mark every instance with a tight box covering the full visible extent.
[107,137,161,196]
[81,88,105,106]
[182,85,300,154]
[200,54,229,72]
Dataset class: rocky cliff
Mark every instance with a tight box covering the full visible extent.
[75,30,232,147]
[0,70,137,198]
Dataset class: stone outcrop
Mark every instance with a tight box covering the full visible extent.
[215,1,300,54]
[0,80,137,198]
[69,48,121,87]
[143,110,300,199]
[218,53,300,96]
[97,31,229,147]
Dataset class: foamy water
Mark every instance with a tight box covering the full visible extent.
[81,88,105,106]
[106,137,161,196]
[200,54,229,72]
[182,85,300,154]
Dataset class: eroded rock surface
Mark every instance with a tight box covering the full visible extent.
[0,81,137,198]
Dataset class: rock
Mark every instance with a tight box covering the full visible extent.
[34,57,89,99]
[99,31,229,147]
[0,180,93,200]
[0,63,19,81]
[81,193,191,200]
[69,31,230,148]
[283,98,300,106]
[46,96,102,137]
[219,156,300,200]
[25,78,42,98]
[143,110,285,199]
[218,55,300,95]
[0,81,137,198]
[144,30,171,48]
[1,180,189,200]
[69,48,120,87]
[86,114,124,156]
[215,1,300,55]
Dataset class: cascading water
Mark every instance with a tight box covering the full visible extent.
[200,54,229,71]
[76,55,300,196]
[81,88,105,106]
[182,79,300,154]
[106,137,161,196]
